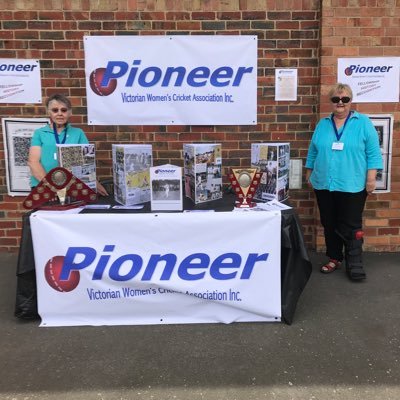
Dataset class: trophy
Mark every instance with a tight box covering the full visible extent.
[228,168,262,208]
[23,167,97,210]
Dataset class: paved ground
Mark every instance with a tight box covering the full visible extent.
[0,251,399,400]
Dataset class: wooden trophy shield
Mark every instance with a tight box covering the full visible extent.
[228,168,262,208]
[23,167,97,210]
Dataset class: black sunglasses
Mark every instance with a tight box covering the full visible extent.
[331,96,351,104]
[50,107,69,113]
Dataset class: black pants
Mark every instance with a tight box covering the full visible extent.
[314,189,367,261]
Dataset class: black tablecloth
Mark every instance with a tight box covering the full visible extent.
[15,194,312,324]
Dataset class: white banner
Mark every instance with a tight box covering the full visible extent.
[337,57,400,103]
[84,36,257,125]
[30,211,281,327]
[0,59,42,103]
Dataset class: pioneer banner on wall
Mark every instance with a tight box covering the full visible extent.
[84,36,257,125]
[337,57,400,103]
[30,211,281,327]
[0,59,42,104]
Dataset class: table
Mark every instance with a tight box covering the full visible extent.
[15,194,312,325]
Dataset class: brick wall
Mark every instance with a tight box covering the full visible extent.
[319,0,400,251]
[0,0,398,253]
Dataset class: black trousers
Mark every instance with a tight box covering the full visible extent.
[314,189,367,261]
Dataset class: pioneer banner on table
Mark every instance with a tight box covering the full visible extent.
[84,35,257,125]
[30,211,281,327]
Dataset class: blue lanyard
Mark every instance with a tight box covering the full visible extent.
[330,111,352,141]
[53,123,68,144]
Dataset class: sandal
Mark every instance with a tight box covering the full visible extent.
[320,259,341,274]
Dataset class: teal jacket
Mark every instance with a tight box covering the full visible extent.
[305,111,383,193]
[30,123,89,187]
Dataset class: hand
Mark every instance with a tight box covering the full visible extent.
[366,169,377,195]
[96,181,109,196]
[305,169,313,189]
[366,179,376,195]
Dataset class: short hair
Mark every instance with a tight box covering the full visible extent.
[45,94,72,109]
[328,83,353,99]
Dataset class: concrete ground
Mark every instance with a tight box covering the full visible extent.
[0,251,399,400]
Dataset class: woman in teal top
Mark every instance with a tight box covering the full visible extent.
[305,83,383,281]
[28,94,108,195]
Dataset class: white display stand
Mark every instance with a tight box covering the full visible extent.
[112,144,152,205]
[183,143,223,204]
[57,143,97,191]
[251,143,290,202]
[150,164,183,211]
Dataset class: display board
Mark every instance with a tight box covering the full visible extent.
[2,118,49,195]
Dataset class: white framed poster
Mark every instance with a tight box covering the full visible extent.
[368,114,394,193]
[2,118,49,195]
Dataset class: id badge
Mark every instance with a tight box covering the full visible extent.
[332,142,344,151]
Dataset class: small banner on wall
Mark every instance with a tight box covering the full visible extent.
[337,57,400,103]
[84,35,257,125]
[30,211,281,327]
[0,59,42,104]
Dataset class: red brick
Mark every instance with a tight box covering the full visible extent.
[0,238,18,246]
[140,12,166,20]
[378,228,400,235]
[192,12,215,20]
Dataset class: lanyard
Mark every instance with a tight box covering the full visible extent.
[330,111,352,141]
[53,123,68,144]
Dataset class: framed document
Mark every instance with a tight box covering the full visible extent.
[368,114,394,193]
[2,118,49,195]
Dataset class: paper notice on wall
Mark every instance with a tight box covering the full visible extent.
[275,69,298,101]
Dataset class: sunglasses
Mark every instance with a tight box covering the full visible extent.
[50,108,69,113]
[331,96,351,104]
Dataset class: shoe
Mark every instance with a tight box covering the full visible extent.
[346,263,366,281]
[320,259,341,274]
